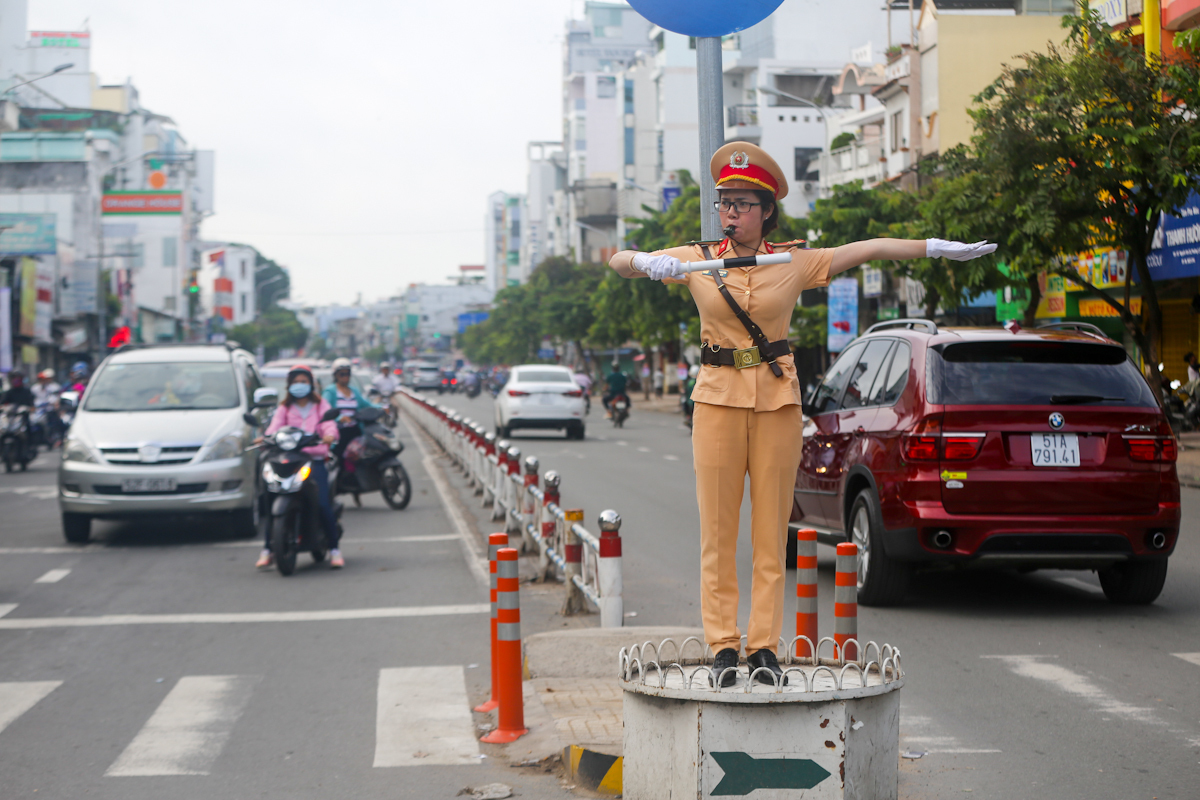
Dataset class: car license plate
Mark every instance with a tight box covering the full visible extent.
[615,401,627,410]
[538,394,555,405]
[1031,433,1080,467]
[121,478,176,493]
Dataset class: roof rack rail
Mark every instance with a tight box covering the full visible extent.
[862,318,939,335]
[1036,322,1108,339]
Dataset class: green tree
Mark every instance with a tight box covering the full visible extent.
[964,12,1200,385]
[230,306,308,361]
[252,252,290,311]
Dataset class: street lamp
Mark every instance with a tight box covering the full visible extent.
[4,63,74,97]
[757,85,830,145]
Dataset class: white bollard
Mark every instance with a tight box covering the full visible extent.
[596,509,624,628]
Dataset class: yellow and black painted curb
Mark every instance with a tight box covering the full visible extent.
[564,745,622,795]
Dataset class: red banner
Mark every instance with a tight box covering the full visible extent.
[102,192,183,214]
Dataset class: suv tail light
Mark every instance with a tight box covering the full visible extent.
[943,434,986,460]
[507,389,529,397]
[1124,421,1178,462]
[902,417,941,461]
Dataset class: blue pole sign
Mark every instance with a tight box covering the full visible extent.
[625,0,785,37]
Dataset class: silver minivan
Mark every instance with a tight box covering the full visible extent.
[58,343,276,543]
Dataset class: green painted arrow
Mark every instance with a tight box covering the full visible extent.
[709,751,831,796]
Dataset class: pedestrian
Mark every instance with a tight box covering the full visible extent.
[640,362,651,400]
[607,141,995,686]
[653,367,664,398]
[1186,352,1199,384]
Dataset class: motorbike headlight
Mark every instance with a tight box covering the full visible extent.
[201,433,244,462]
[275,430,301,451]
[63,438,98,463]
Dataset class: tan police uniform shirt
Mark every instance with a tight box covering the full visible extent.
[616,239,833,413]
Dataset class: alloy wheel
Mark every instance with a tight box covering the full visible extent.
[851,504,872,589]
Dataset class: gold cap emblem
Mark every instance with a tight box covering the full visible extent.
[729,151,750,170]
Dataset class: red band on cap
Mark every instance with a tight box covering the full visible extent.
[717,162,778,195]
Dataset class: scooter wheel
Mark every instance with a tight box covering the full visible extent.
[382,464,412,510]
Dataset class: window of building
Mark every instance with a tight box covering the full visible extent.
[624,127,635,166]
[890,110,904,152]
[597,76,617,99]
[162,237,177,267]
[1021,0,1076,13]
[163,295,176,311]
[592,7,623,37]
[240,259,247,279]
[241,293,247,314]
[624,79,634,114]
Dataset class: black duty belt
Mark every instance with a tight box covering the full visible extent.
[701,243,788,377]
[700,339,792,369]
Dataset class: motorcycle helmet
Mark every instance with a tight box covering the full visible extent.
[286,365,316,384]
[70,361,89,379]
[10,370,25,387]
[38,368,55,381]
[331,357,352,373]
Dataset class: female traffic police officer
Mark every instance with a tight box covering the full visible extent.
[609,142,995,686]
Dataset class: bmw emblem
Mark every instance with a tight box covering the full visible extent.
[1049,412,1065,430]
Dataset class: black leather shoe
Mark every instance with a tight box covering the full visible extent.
[747,649,788,686]
[710,648,740,688]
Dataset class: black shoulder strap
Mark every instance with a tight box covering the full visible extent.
[701,245,784,378]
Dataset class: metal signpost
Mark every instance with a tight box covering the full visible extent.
[626,0,785,239]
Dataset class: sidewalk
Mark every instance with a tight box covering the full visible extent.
[1177,432,1200,488]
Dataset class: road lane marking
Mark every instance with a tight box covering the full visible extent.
[1054,577,1103,594]
[983,655,1157,723]
[1173,653,1200,667]
[399,410,489,588]
[34,568,71,584]
[213,534,460,548]
[663,454,680,461]
[901,714,1001,756]
[637,446,651,453]
[0,681,62,735]
[0,535,462,555]
[374,666,480,767]
[0,603,490,630]
[106,675,259,776]
[0,603,16,618]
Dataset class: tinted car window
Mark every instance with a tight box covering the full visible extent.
[867,341,911,406]
[841,340,894,410]
[809,342,866,415]
[928,341,1157,406]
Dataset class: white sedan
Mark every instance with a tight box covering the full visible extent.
[495,365,586,440]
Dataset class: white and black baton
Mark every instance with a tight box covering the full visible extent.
[635,251,793,276]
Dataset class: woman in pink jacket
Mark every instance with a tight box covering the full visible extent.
[256,366,344,569]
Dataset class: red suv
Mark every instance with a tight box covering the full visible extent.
[791,320,1179,606]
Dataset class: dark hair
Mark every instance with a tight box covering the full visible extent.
[1186,352,1196,363]
[752,189,779,236]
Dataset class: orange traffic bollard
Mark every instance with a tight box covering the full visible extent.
[473,533,509,713]
[480,547,527,743]
[794,528,818,660]
[834,542,858,662]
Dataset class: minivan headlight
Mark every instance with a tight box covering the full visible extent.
[63,439,97,463]
[201,433,244,462]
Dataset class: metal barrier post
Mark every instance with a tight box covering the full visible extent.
[596,510,624,628]
[795,528,818,660]
[505,446,521,539]
[492,441,511,522]
[834,542,858,662]
[480,547,527,743]
[562,508,586,614]
[521,456,539,554]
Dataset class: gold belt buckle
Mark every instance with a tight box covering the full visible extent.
[733,347,761,369]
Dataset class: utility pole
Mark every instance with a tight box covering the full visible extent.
[696,37,725,241]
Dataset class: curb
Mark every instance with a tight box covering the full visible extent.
[564,745,622,796]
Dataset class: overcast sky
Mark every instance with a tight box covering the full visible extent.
[30,0,574,305]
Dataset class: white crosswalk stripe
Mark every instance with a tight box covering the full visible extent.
[106,675,260,776]
[0,681,62,736]
[34,568,71,584]
[1173,653,1200,667]
[901,713,1001,755]
[374,666,481,767]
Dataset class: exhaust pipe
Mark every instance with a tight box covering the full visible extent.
[1149,531,1167,550]
[932,530,953,549]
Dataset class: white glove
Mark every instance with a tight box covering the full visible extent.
[633,253,684,281]
[926,239,997,261]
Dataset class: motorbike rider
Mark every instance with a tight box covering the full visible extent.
[1,371,34,407]
[323,357,379,468]
[601,363,629,418]
[257,366,343,569]
[66,362,89,394]
[32,369,63,446]
[371,363,400,396]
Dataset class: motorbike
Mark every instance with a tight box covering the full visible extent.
[58,391,79,435]
[610,393,630,428]
[334,406,412,510]
[366,387,398,429]
[0,405,34,472]
[246,408,344,576]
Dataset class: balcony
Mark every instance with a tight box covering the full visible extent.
[727,104,758,127]
[572,179,617,225]
[818,137,887,192]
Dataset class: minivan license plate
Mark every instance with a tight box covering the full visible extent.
[1031,433,1079,467]
[121,478,176,493]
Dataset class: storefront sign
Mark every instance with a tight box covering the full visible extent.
[1064,248,1127,291]
[18,257,36,337]
[29,31,90,48]
[102,191,183,215]
[1035,273,1066,318]
[1148,190,1200,281]
[1078,296,1142,317]
[34,263,54,343]
[863,267,883,298]
[0,286,10,372]
[827,277,859,353]
[0,214,57,255]
[1093,0,1127,25]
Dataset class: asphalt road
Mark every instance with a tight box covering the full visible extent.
[435,389,1200,799]
[0,423,570,800]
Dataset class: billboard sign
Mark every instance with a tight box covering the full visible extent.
[827,277,859,353]
[102,191,183,215]
[457,311,489,334]
[0,213,57,255]
[1148,190,1200,281]
[29,31,90,48]
[862,267,883,298]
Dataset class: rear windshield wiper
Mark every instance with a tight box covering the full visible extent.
[1050,394,1124,404]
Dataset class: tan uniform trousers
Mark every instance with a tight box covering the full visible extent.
[693,401,803,656]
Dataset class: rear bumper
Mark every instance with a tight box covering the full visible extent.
[884,500,1179,566]
[505,417,582,431]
